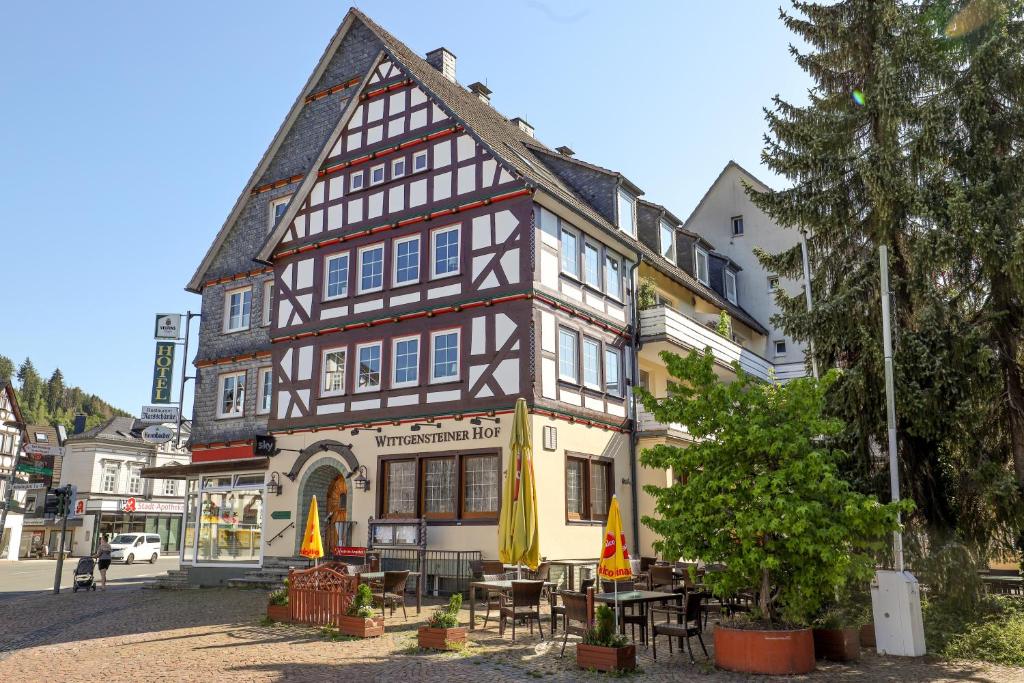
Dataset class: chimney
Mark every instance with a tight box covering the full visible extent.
[56,424,68,445]
[425,47,457,82]
[511,117,534,138]
[468,81,491,105]
[73,414,87,435]
[555,145,575,157]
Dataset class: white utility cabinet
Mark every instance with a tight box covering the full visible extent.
[870,569,926,656]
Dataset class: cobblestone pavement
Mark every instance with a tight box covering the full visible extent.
[0,587,1021,682]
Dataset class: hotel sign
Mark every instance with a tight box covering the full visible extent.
[373,425,500,448]
[151,342,175,404]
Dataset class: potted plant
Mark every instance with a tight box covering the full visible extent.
[636,350,907,675]
[417,593,466,650]
[576,604,636,673]
[811,608,861,662]
[337,583,384,637]
[267,584,290,623]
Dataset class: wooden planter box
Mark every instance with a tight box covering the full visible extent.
[714,625,815,675]
[267,604,290,622]
[859,623,876,648]
[576,643,637,673]
[813,627,861,662]
[417,626,466,650]
[337,615,384,638]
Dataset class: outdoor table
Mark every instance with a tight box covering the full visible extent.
[548,559,597,591]
[357,571,423,615]
[468,579,557,630]
[593,589,683,641]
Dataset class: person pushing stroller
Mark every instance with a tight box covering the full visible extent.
[93,534,112,590]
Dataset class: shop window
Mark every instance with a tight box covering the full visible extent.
[565,455,613,522]
[380,452,500,521]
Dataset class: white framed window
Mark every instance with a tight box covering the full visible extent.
[324,252,350,300]
[269,195,290,232]
[413,150,428,173]
[261,280,273,327]
[725,270,737,304]
[258,366,272,414]
[660,220,676,260]
[582,338,601,390]
[224,287,252,332]
[584,241,601,289]
[392,335,420,388]
[393,235,420,286]
[392,157,407,179]
[431,225,460,279]
[605,253,622,300]
[128,465,143,495]
[321,348,347,397]
[617,189,636,236]
[370,163,385,186]
[695,246,710,285]
[217,371,246,418]
[163,479,178,496]
[560,226,580,278]
[358,243,385,294]
[558,328,579,383]
[102,463,119,493]
[355,342,382,392]
[774,340,787,356]
[768,275,780,291]
[350,171,365,192]
[430,329,460,383]
[604,348,622,396]
[732,215,744,236]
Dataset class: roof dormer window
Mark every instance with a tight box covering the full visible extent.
[725,270,737,304]
[616,188,636,237]
[659,220,676,261]
[695,246,710,285]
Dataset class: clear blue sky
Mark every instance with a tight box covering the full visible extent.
[0,1,810,416]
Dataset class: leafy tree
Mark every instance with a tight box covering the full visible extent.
[636,349,906,625]
[0,355,13,384]
[45,368,65,414]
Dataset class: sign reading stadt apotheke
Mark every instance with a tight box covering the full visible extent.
[151,341,175,404]
[120,497,185,514]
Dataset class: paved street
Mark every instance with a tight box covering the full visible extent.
[0,580,1022,682]
[0,556,178,599]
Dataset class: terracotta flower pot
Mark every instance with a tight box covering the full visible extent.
[859,623,876,648]
[417,626,466,650]
[576,643,637,673]
[267,603,290,623]
[337,614,384,638]
[714,625,815,675]
[813,627,861,662]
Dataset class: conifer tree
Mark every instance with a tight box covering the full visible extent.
[0,355,13,384]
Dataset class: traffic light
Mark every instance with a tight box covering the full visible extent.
[44,492,59,516]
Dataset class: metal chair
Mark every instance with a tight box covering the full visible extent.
[372,570,410,620]
[558,591,592,657]
[499,580,545,641]
[480,573,509,629]
[600,580,647,643]
[650,592,708,663]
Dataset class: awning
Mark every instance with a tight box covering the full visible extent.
[141,457,270,480]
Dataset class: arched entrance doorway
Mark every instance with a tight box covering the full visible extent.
[294,456,352,556]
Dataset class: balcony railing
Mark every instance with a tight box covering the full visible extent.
[635,407,691,439]
[639,305,782,382]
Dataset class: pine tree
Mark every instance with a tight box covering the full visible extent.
[45,368,66,414]
[17,358,43,416]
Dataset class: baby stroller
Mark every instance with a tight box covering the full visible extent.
[73,556,97,592]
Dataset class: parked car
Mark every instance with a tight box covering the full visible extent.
[109,533,161,564]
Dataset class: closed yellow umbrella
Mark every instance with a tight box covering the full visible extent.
[498,398,540,572]
[299,495,324,563]
[596,495,631,629]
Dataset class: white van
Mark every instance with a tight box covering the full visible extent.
[108,533,161,564]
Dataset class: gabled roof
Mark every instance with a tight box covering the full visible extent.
[185,12,365,293]
[66,416,149,444]
[682,160,773,230]
[0,380,24,426]
[526,143,645,196]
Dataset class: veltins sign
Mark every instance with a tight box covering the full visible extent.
[141,405,179,422]
[120,497,185,514]
[141,425,175,444]
[151,342,175,404]
[154,314,182,340]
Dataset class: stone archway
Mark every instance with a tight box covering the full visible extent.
[293,456,352,557]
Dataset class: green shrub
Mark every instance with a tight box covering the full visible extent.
[347,583,375,618]
[582,604,629,648]
[268,587,288,606]
[926,595,1024,666]
[716,310,732,338]
[428,592,463,628]
[636,278,657,311]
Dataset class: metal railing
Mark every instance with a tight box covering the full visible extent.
[377,548,482,596]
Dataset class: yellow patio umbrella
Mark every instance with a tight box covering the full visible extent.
[498,398,540,575]
[596,495,632,629]
[299,495,324,563]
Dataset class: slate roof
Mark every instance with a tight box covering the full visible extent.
[66,416,147,444]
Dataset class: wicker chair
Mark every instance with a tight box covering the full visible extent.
[372,570,410,619]
[650,592,708,663]
[552,573,588,634]
[648,564,678,593]
[480,573,510,629]
[499,580,545,641]
[558,591,592,657]
[480,559,505,575]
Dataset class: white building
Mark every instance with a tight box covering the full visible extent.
[683,161,808,378]
[0,381,27,560]
[60,416,189,557]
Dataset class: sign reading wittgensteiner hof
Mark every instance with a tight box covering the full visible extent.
[372,425,500,448]
[151,341,175,404]
[154,314,182,339]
